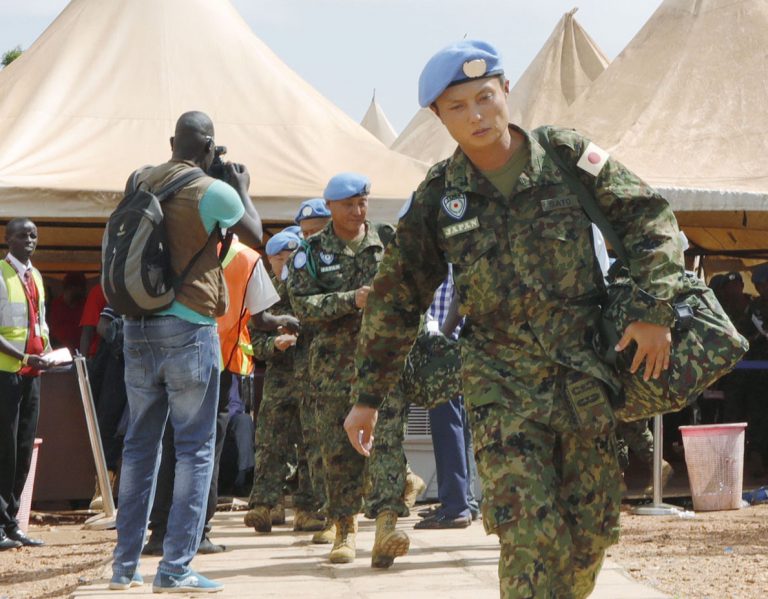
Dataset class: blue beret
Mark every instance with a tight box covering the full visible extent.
[323,172,371,201]
[295,198,331,223]
[418,40,504,108]
[282,225,302,236]
[753,264,768,284]
[265,231,301,256]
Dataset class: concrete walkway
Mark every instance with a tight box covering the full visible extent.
[73,510,670,598]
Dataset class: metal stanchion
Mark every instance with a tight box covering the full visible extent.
[74,355,117,529]
[632,414,681,516]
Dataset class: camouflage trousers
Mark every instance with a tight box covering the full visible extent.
[468,399,621,599]
[249,389,316,512]
[364,380,409,518]
[315,385,366,519]
[298,384,326,511]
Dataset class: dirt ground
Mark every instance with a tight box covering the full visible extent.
[1,503,767,599]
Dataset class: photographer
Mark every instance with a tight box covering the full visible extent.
[110,111,263,593]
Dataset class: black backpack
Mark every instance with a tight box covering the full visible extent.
[101,167,207,317]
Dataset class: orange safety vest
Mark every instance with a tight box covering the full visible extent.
[217,240,260,375]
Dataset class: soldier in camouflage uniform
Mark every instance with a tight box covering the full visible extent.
[244,230,325,534]
[345,40,685,598]
[287,173,396,564]
[293,199,334,543]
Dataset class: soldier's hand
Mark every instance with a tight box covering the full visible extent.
[274,334,297,351]
[277,314,301,335]
[223,162,251,195]
[344,404,378,457]
[355,286,372,309]
[616,321,672,381]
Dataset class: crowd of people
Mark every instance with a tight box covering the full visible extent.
[0,38,755,599]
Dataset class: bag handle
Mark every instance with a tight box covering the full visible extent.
[531,128,630,268]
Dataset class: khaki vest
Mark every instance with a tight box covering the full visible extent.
[141,161,228,317]
[0,260,48,373]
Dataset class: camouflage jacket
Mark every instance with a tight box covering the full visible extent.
[250,276,295,386]
[288,220,395,389]
[353,125,685,421]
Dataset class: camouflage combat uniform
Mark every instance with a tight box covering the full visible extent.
[293,322,327,511]
[248,276,316,513]
[353,125,685,598]
[288,220,395,519]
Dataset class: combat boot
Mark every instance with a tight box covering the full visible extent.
[402,469,426,509]
[312,520,336,544]
[328,516,357,563]
[270,499,286,525]
[244,505,272,533]
[643,460,674,496]
[294,510,325,532]
[88,470,117,511]
[371,510,410,569]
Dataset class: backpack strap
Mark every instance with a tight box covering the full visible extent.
[155,167,207,201]
[531,127,630,267]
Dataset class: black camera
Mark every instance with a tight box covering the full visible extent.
[207,145,228,180]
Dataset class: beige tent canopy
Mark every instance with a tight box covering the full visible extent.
[360,92,398,147]
[391,9,609,164]
[0,0,428,273]
[558,0,768,260]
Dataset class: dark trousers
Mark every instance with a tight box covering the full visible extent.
[148,372,231,538]
[0,372,41,529]
[92,352,128,471]
[219,412,255,497]
[428,395,471,519]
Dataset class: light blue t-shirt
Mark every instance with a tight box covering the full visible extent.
[158,179,245,325]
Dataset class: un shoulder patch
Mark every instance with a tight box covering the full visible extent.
[293,251,307,269]
[398,193,414,220]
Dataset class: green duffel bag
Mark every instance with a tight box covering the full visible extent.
[593,269,749,422]
[402,331,463,410]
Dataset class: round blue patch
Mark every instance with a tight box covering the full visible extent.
[398,193,414,220]
[293,251,307,269]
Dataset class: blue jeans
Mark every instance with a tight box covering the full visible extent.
[112,316,220,577]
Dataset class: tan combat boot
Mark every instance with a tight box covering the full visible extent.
[371,510,410,569]
[643,460,674,496]
[328,516,357,563]
[294,510,325,532]
[403,469,426,509]
[88,470,117,511]
[244,505,272,533]
[312,520,336,544]
[270,499,286,525]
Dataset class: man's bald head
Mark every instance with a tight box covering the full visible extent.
[170,111,215,166]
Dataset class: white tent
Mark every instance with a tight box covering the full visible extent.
[0,0,429,273]
[360,92,398,147]
[391,9,609,165]
[507,7,608,128]
[557,0,768,258]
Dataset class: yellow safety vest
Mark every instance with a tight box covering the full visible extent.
[0,260,48,373]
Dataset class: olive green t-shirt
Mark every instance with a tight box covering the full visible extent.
[481,141,529,198]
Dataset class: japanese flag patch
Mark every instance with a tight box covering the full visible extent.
[576,142,609,177]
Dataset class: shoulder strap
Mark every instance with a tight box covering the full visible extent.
[155,167,206,201]
[531,128,630,267]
